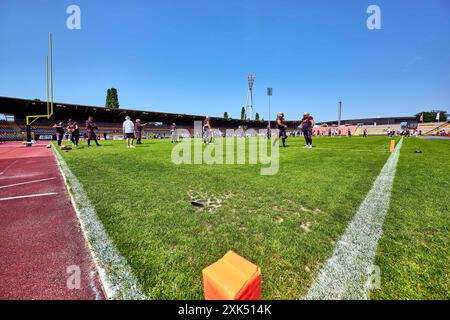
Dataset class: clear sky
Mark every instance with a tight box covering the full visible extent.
[0,0,449,122]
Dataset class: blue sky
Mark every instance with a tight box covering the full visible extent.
[0,0,449,122]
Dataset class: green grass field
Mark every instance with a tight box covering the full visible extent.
[57,136,449,300]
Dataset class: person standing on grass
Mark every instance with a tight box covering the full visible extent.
[203,116,212,144]
[135,119,148,145]
[71,122,80,147]
[300,112,314,149]
[363,128,368,138]
[274,112,287,147]
[53,122,64,147]
[66,119,74,146]
[171,123,178,143]
[123,116,135,148]
[86,116,101,147]
[266,125,271,139]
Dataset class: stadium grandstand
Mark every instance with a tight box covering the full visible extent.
[0,96,448,142]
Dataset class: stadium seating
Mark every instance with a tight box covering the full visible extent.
[0,120,21,141]
[356,125,401,136]
[14,119,173,139]
[5,118,449,141]
[311,125,359,136]
[420,122,450,136]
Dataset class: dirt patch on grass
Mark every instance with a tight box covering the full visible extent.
[300,222,313,232]
[187,188,236,213]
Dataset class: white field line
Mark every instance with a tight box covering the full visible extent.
[0,192,57,201]
[304,138,404,300]
[312,148,388,153]
[52,145,147,300]
[0,177,57,189]
[0,160,19,176]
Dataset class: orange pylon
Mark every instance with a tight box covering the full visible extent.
[202,251,261,300]
[390,140,396,153]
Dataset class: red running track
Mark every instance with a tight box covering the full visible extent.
[0,142,105,300]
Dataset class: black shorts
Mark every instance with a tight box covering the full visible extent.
[125,133,135,139]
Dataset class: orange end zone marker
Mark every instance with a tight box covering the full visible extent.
[390,140,396,153]
[202,251,262,300]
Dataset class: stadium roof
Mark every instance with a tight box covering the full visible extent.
[317,116,416,126]
[0,96,268,126]
[1,96,416,127]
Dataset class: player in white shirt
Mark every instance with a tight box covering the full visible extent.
[123,116,135,148]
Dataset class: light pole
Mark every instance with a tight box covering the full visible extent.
[338,100,342,127]
[267,88,273,129]
[246,74,256,120]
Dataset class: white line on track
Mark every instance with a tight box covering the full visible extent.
[52,145,147,300]
[0,177,57,189]
[0,160,18,176]
[0,192,57,201]
[304,138,404,300]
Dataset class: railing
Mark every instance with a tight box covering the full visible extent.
[423,122,449,136]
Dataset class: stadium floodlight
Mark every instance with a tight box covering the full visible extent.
[338,100,342,127]
[248,74,256,89]
[246,74,256,120]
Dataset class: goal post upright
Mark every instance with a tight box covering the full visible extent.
[49,32,53,118]
[46,55,49,117]
[25,32,54,146]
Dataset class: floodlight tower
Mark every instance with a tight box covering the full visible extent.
[267,88,273,129]
[246,74,256,120]
[338,100,342,127]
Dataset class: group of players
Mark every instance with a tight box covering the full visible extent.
[275,112,315,148]
[201,113,315,149]
[53,116,102,148]
[51,113,316,149]
[52,115,181,149]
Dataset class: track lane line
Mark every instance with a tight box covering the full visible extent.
[0,177,57,189]
[0,192,58,201]
[0,160,19,176]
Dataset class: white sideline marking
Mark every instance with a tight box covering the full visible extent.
[305,138,403,300]
[52,145,147,300]
[0,177,57,189]
[89,268,103,301]
[313,148,388,153]
[0,192,57,201]
[0,160,18,176]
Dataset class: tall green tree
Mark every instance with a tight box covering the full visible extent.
[223,112,229,120]
[105,88,120,109]
[105,89,111,107]
[240,107,246,120]
[255,112,260,121]
[415,110,447,122]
